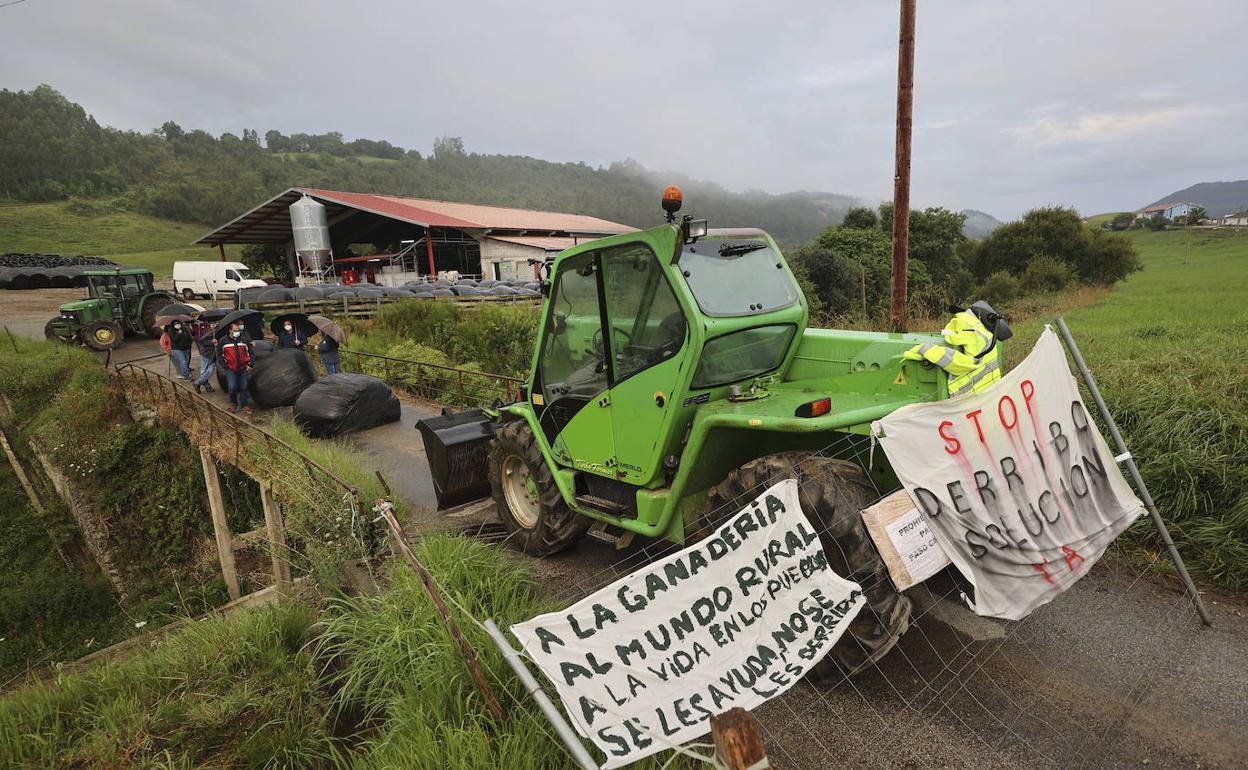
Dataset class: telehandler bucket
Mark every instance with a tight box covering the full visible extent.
[415,408,497,510]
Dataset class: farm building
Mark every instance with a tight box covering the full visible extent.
[1137,201,1193,221]
[1220,210,1248,226]
[195,188,633,283]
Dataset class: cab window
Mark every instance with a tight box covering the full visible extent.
[536,253,608,405]
[226,269,241,281]
[601,244,686,381]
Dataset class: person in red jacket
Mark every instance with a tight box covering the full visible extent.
[219,323,254,413]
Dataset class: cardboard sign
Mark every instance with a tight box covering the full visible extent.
[873,327,1144,620]
[862,490,952,590]
[511,479,865,768]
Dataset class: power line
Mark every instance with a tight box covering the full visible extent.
[0,0,29,9]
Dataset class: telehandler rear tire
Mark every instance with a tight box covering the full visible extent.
[489,421,591,556]
[705,452,911,679]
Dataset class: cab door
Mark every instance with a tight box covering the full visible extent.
[599,240,688,486]
[530,251,615,473]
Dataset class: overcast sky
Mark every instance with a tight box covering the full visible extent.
[2,0,1245,219]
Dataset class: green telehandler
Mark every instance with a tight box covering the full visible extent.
[44,267,177,351]
[419,190,1008,675]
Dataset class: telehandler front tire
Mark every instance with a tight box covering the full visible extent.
[705,452,912,679]
[488,421,590,556]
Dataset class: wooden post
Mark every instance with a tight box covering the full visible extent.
[0,427,46,515]
[199,447,241,600]
[711,708,768,770]
[890,0,917,333]
[260,482,291,589]
[376,499,507,722]
[425,230,436,277]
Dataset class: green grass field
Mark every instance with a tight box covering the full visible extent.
[0,200,239,280]
[1084,211,1130,228]
[1013,227,1248,588]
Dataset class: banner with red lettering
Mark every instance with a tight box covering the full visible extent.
[872,327,1144,620]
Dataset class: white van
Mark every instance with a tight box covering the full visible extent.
[172,261,268,299]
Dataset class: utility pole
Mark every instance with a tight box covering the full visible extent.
[890,0,917,333]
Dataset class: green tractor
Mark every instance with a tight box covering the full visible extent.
[420,192,1001,675]
[44,267,177,351]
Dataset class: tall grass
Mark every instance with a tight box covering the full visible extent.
[0,535,691,769]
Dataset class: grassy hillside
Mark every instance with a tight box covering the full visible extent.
[1013,227,1248,587]
[0,200,237,280]
[1084,211,1129,228]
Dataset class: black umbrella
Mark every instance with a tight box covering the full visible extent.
[270,312,319,338]
[155,302,200,318]
[198,308,231,323]
[213,308,264,340]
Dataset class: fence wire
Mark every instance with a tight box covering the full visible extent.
[482,431,1215,769]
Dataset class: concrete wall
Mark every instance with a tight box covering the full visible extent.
[480,239,545,282]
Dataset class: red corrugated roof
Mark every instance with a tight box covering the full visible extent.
[486,235,599,251]
[1140,202,1177,213]
[297,188,633,234]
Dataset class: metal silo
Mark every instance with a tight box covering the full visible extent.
[289,194,331,273]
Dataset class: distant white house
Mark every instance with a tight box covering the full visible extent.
[1137,201,1194,220]
[1221,210,1248,226]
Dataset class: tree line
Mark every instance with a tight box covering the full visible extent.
[790,203,1141,320]
[0,85,857,245]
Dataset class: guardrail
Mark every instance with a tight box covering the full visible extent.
[112,361,362,504]
[331,349,525,408]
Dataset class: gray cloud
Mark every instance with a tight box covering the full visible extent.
[1,0,1245,219]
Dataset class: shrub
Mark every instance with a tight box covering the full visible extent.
[974,271,1021,305]
[383,340,453,399]
[1020,255,1075,293]
[1083,231,1143,285]
[1110,212,1135,231]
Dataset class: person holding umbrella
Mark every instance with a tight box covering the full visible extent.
[219,322,254,414]
[271,313,316,351]
[190,313,217,394]
[166,319,194,379]
[309,315,346,375]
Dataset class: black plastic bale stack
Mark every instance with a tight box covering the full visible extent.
[293,374,401,438]
[247,348,317,408]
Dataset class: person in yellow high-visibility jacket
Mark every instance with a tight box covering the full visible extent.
[904,301,1013,396]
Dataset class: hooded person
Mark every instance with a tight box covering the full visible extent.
[277,319,307,350]
[316,330,341,375]
[903,301,1013,397]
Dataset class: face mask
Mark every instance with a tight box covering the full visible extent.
[284,324,292,331]
[173,323,181,330]
[231,331,241,339]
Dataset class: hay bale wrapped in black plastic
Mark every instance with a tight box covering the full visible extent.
[294,374,401,438]
[247,348,317,409]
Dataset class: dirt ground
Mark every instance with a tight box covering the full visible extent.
[4,286,1247,769]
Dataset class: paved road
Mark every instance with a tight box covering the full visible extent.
[4,287,1246,768]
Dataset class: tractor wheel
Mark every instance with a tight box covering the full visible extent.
[44,317,75,344]
[488,420,590,556]
[705,452,911,679]
[182,288,196,301]
[82,319,124,351]
[140,296,172,337]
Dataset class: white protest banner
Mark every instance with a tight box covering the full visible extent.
[873,327,1144,620]
[861,490,951,591]
[510,479,865,768]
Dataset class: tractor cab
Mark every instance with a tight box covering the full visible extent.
[46,268,175,351]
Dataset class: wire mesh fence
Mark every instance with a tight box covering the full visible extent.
[475,431,1220,769]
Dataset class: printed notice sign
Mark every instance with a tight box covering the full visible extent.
[873,327,1145,620]
[862,490,952,590]
[510,479,865,768]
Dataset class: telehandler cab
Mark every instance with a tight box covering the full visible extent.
[419,188,1002,674]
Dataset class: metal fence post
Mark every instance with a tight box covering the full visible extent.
[483,619,598,770]
[1056,317,1212,626]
